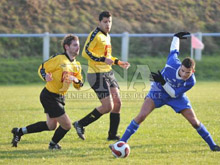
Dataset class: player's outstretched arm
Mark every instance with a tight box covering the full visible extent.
[174,32,190,39]
[170,32,190,52]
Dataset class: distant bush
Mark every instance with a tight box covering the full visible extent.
[0,55,219,85]
[0,57,42,84]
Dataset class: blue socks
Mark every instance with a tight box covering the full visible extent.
[120,120,139,142]
[196,123,216,150]
[120,121,216,150]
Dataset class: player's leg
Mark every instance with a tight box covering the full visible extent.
[11,88,56,147]
[107,87,121,140]
[11,114,56,147]
[73,73,113,140]
[73,95,112,140]
[120,97,155,142]
[49,113,72,150]
[181,108,220,151]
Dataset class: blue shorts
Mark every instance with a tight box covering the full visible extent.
[146,90,192,113]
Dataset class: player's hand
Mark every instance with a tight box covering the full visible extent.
[45,73,53,82]
[174,32,190,39]
[118,61,130,69]
[104,58,114,65]
[150,70,166,85]
[69,75,79,83]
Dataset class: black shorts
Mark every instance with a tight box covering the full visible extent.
[87,70,119,99]
[40,87,65,118]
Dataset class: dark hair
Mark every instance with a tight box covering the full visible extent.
[182,57,195,69]
[99,11,111,21]
[62,34,79,52]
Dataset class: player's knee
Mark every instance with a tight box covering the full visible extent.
[47,123,57,130]
[114,99,121,109]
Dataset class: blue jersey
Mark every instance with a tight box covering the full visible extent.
[150,38,196,99]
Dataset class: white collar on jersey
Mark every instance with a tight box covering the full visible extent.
[176,66,182,80]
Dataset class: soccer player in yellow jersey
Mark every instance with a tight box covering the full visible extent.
[73,11,130,141]
[11,34,83,149]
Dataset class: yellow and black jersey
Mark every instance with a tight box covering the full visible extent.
[82,27,119,73]
[38,53,83,95]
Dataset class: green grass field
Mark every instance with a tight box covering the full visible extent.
[0,82,220,165]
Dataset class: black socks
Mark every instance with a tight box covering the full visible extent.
[20,121,49,135]
[78,108,102,127]
[109,113,120,136]
[51,126,69,144]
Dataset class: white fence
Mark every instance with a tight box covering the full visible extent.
[0,32,220,61]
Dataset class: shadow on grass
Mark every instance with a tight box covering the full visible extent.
[0,146,112,160]
[131,143,208,154]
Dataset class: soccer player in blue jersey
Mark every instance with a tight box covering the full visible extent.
[110,32,220,152]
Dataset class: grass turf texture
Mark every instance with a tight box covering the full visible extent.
[0,82,219,164]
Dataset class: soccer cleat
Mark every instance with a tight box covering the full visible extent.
[48,142,61,150]
[107,135,120,141]
[73,121,85,140]
[212,145,220,151]
[11,128,22,147]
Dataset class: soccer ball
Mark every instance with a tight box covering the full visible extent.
[111,141,130,158]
